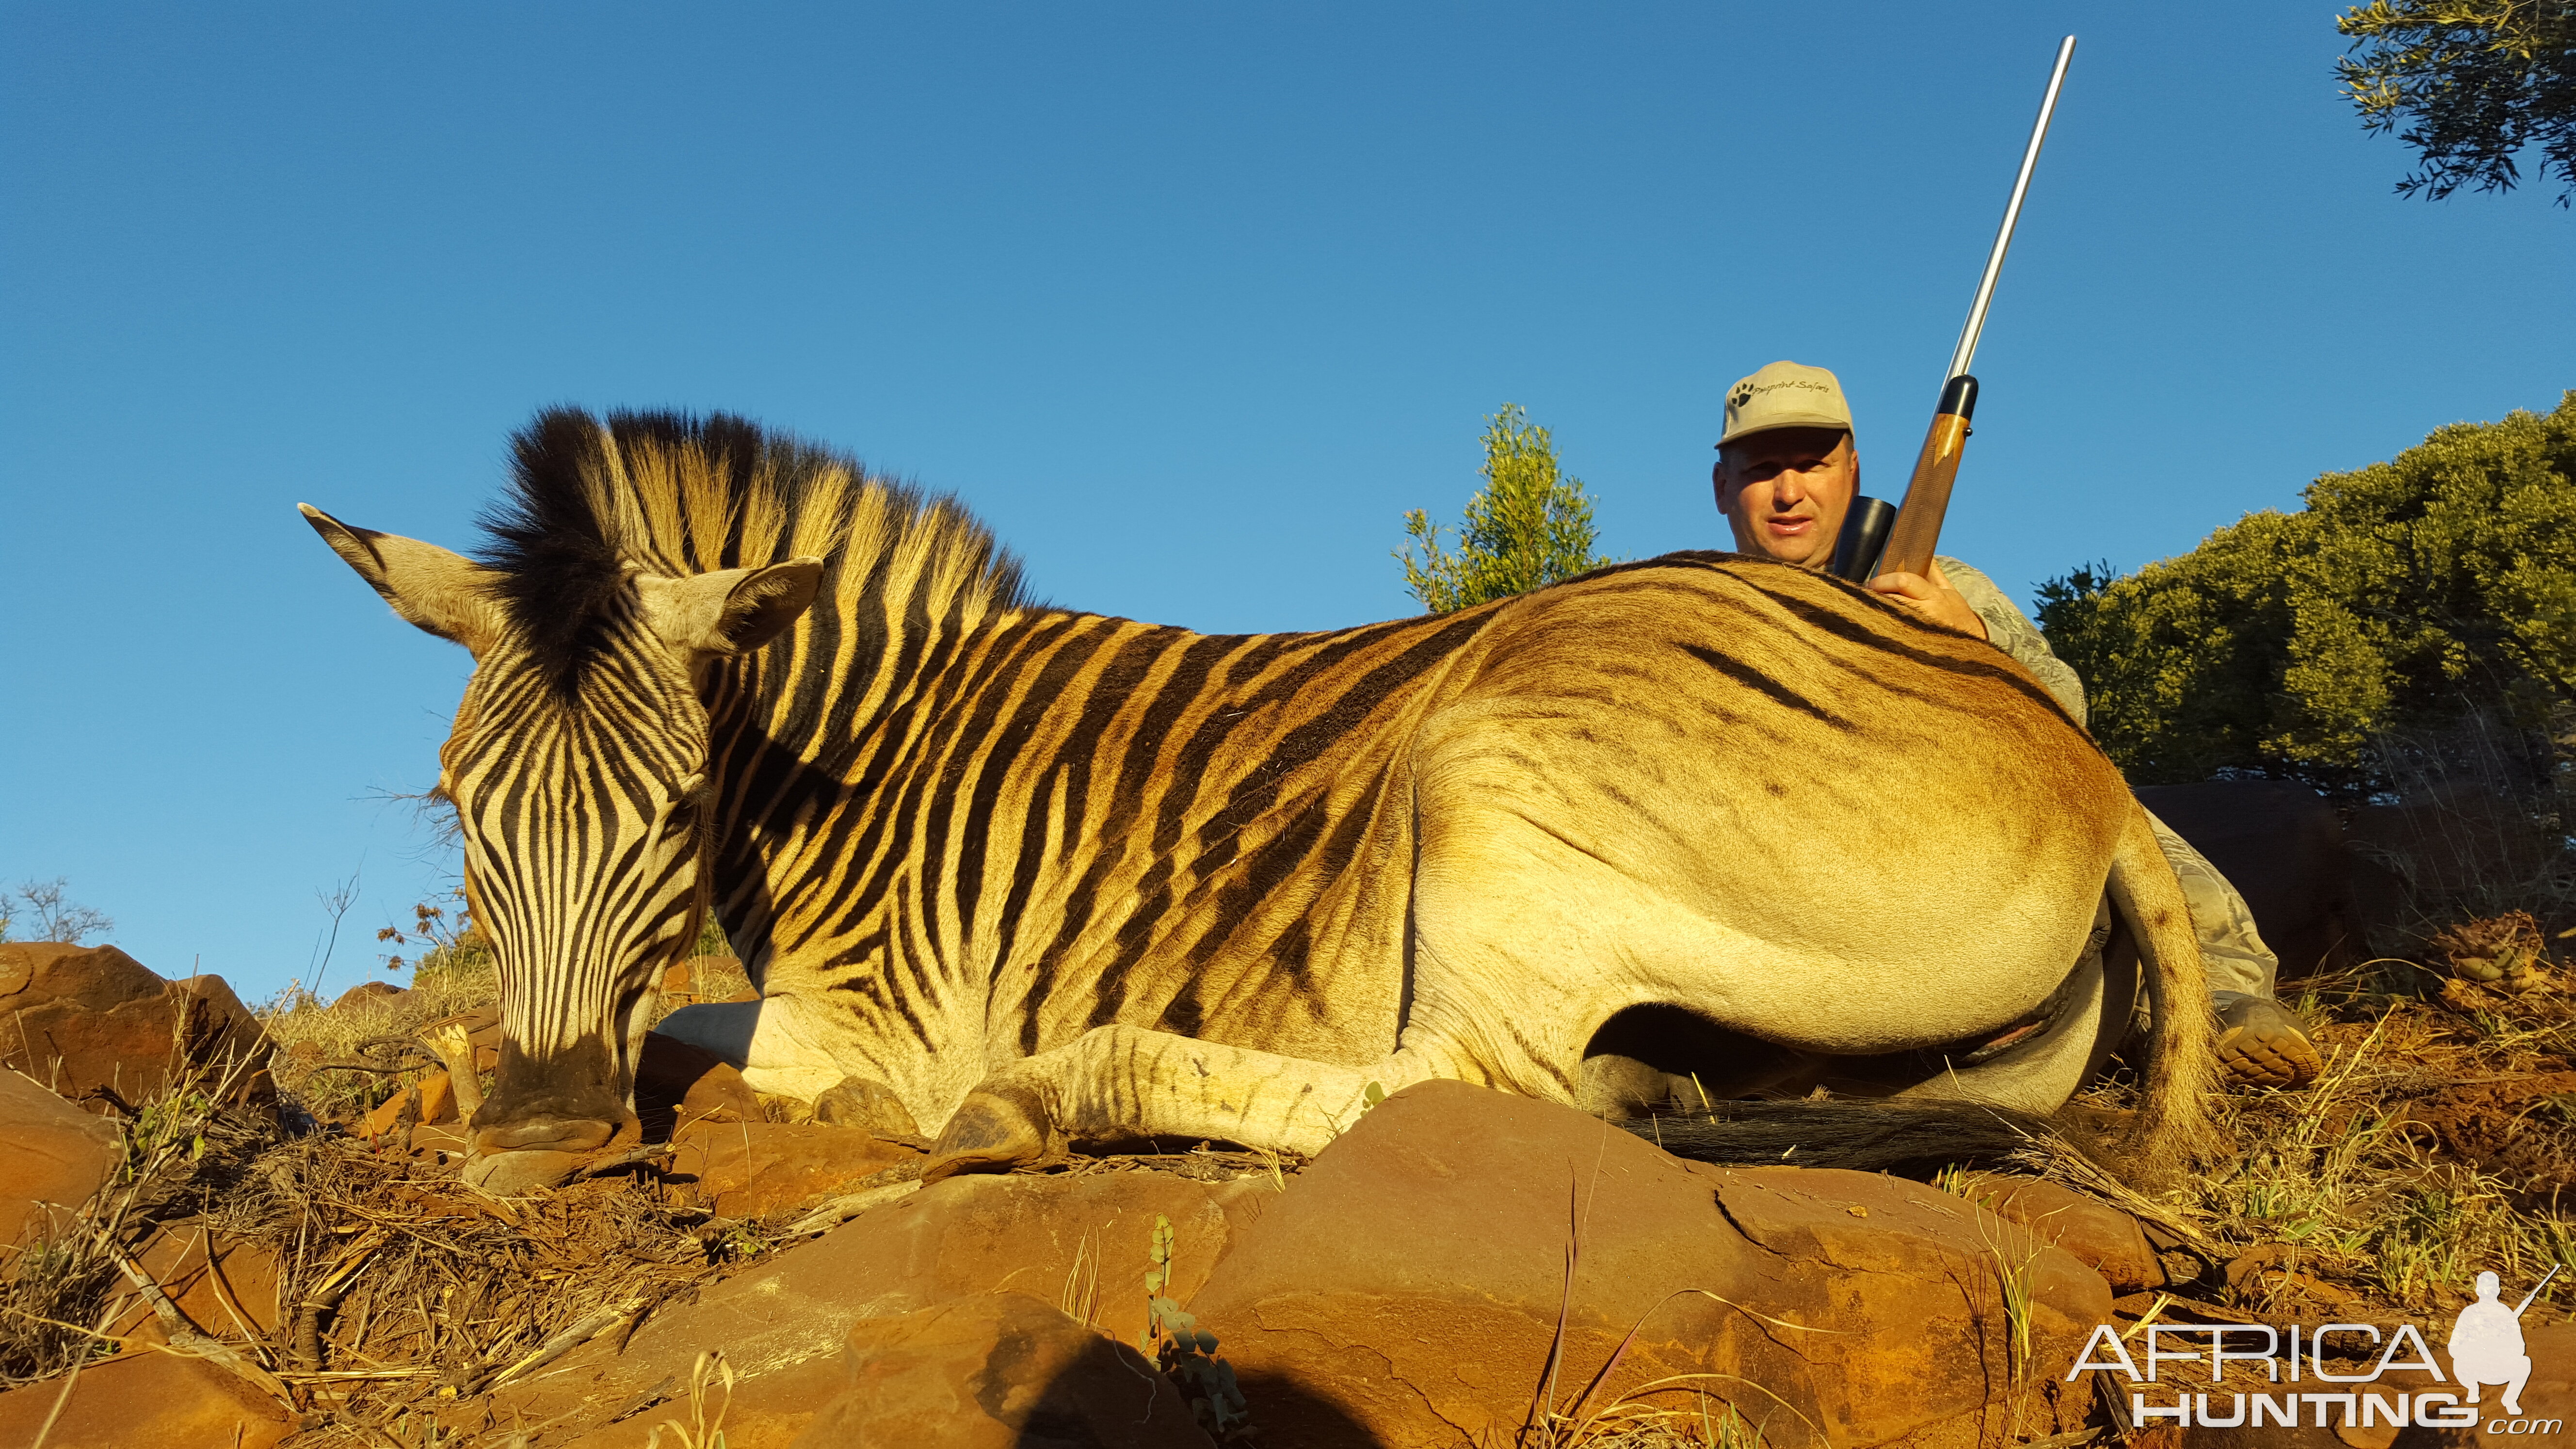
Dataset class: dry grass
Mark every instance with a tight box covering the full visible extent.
[222,1130,735,1441]
[667,954,752,1012]
[0,1064,751,1443]
[0,1050,283,1386]
[1512,1389,1779,1448]
[0,936,779,1443]
[260,953,501,1123]
[2044,919,2575,1332]
[261,940,754,1125]
[2055,710,2576,1325]
[2184,949,2576,1319]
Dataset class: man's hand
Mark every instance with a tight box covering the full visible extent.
[1867,561,1988,638]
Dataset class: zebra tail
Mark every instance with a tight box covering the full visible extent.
[2104,797,2222,1181]
[1615,1098,2099,1179]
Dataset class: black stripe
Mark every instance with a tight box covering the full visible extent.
[1676,642,1857,732]
[1759,591,2084,730]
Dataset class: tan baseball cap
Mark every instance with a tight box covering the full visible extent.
[1718,360,1853,447]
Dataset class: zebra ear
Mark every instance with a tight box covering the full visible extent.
[636,557,825,661]
[299,503,500,654]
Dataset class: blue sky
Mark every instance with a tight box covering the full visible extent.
[1,3,2566,1001]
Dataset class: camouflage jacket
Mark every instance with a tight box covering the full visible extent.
[1935,556,2087,726]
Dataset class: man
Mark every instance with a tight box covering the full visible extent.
[1712,359,2321,1089]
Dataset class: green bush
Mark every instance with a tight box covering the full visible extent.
[1397,404,1612,613]
[2036,391,2576,791]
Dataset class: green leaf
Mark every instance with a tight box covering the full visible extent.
[2038,392,2576,791]
[1397,404,1616,613]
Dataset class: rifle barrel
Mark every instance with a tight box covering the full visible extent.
[2513,1262,2562,1315]
[1944,35,2077,386]
[1873,36,2076,583]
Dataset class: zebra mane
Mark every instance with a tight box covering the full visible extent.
[477,407,1034,694]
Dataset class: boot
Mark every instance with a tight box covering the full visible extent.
[2215,994,2320,1089]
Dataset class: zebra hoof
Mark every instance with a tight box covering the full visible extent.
[922,1085,1048,1181]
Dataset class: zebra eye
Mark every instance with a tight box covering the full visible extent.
[670,773,709,805]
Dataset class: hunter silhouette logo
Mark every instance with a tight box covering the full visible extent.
[2452,1265,2556,1417]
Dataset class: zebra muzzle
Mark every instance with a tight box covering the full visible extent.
[472,1115,627,1155]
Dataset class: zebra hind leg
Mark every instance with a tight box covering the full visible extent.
[921,1024,1397,1182]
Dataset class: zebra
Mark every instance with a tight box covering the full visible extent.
[302,408,2215,1188]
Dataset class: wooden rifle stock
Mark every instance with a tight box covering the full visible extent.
[1873,373,1977,581]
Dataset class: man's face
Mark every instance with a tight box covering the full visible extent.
[1712,426,1857,568]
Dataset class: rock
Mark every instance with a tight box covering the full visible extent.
[0,1066,120,1246]
[550,1352,848,1449]
[789,1293,1214,1449]
[664,954,757,1007]
[636,1030,763,1137]
[767,1169,1262,1345]
[0,944,270,1110]
[1188,1080,2110,1449]
[358,1069,458,1137]
[416,1006,504,1075]
[668,1119,926,1219]
[108,1228,285,1345]
[0,1341,294,1448]
[332,980,409,1011]
[490,1166,1267,1447]
[1948,1172,2165,1293]
[2138,780,2365,980]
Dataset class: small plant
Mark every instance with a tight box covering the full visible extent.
[1987,1222,2039,1390]
[374,889,491,978]
[697,1222,771,1267]
[1062,1230,1101,1328]
[646,1350,733,1449]
[1398,404,1614,614]
[1705,1400,1768,1449]
[1140,1213,1251,1443]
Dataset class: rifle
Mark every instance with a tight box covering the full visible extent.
[1830,36,2077,584]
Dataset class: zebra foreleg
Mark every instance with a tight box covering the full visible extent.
[922,1025,1404,1181]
